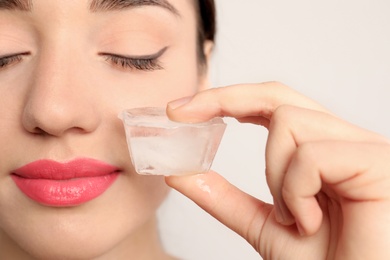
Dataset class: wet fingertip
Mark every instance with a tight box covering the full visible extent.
[166,100,205,123]
[164,175,175,186]
[164,174,188,188]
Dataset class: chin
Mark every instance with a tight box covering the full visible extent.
[0,172,170,259]
[5,210,155,260]
[22,242,111,260]
[4,214,123,259]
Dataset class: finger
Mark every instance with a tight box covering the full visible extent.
[166,82,328,124]
[165,171,273,249]
[283,141,390,236]
[266,105,388,225]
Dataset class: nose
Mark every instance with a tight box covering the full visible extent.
[22,50,100,137]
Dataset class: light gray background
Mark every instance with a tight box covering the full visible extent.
[158,1,390,259]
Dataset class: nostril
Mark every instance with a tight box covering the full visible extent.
[30,125,90,137]
[30,127,48,136]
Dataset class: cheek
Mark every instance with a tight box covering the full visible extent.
[118,174,170,212]
[0,73,32,174]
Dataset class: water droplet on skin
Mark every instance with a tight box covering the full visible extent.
[196,178,211,194]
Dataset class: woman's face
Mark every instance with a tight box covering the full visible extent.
[0,0,208,258]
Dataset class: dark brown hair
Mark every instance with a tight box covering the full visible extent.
[196,0,216,67]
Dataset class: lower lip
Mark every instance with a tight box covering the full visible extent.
[11,173,119,207]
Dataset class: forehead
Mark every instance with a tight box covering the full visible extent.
[0,0,186,16]
[0,0,199,49]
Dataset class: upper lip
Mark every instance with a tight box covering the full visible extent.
[12,158,120,180]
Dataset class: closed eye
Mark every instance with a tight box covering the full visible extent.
[100,47,167,72]
[0,52,30,71]
[105,55,162,71]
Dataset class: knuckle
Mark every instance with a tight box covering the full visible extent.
[271,104,297,126]
[294,143,321,174]
[296,142,317,162]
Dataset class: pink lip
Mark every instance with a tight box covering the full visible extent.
[11,158,120,207]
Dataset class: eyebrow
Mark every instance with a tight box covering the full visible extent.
[0,0,32,11]
[89,0,180,16]
[0,0,179,16]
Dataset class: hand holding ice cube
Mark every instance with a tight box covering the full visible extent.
[166,82,390,260]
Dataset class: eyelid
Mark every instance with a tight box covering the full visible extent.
[0,52,30,59]
[0,52,30,69]
[99,46,168,60]
[100,46,168,71]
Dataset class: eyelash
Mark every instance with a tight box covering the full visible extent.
[104,55,163,71]
[0,51,165,71]
[0,53,26,70]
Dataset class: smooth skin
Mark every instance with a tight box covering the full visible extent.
[166,82,390,260]
[0,0,209,259]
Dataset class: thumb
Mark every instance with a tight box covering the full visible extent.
[165,171,273,250]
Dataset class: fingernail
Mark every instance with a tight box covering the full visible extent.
[168,96,193,110]
[274,201,285,223]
